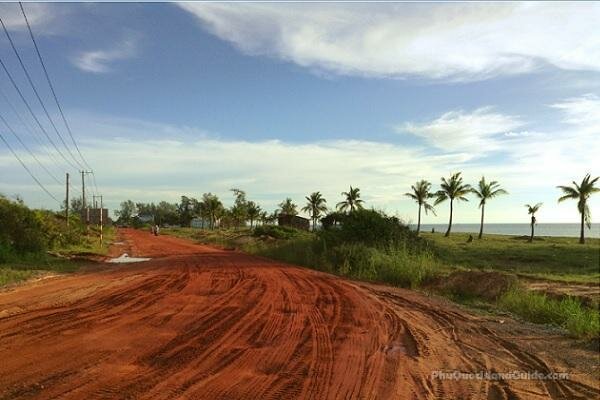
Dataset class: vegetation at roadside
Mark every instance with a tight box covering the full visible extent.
[498,288,599,339]
[0,195,113,287]
[422,232,600,283]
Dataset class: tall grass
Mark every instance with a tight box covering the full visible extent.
[251,238,441,288]
[498,288,600,339]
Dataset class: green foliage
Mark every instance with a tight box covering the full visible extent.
[336,186,364,212]
[253,225,302,239]
[0,196,46,255]
[319,209,425,250]
[278,197,298,216]
[499,288,600,339]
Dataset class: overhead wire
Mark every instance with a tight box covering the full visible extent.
[0,55,80,171]
[19,2,94,172]
[0,111,62,186]
[0,130,60,203]
[0,15,84,170]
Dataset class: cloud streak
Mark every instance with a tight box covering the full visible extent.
[400,107,524,153]
[71,36,138,73]
[178,2,600,81]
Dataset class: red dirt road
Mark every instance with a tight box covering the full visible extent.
[0,229,598,399]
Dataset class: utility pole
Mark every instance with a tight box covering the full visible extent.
[81,170,92,233]
[65,172,69,227]
[100,195,103,245]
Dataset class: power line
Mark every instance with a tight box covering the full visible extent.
[19,2,93,172]
[0,103,82,195]
[0,130,60,203]
[0,55,79,171]
[0,111,62,186]
[0,15,84,170]
[0,84,63,168]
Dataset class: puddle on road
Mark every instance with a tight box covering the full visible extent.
[107,253,151,264]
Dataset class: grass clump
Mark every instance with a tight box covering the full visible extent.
[498,287,600,339]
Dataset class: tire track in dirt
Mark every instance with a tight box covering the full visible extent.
[0,228,597,399]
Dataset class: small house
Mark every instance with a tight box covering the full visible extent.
[277,214,310,231]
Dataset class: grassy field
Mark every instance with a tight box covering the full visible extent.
[422,232,600,283]
[0,225,116,287]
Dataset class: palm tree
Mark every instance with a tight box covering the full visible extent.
[525,203,542,242]
[471,177,508,239]
[434,173,471,237]
[557,174,600,244]
[336,186,364,213]
[302,192,328,231]
[199,193,223,229]
[278,198,298,216]
[404,180,436,235]
[246,201,261,228]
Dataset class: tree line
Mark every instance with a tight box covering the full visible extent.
[114,173,598,244]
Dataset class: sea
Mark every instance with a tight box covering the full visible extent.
[417,223,600,238]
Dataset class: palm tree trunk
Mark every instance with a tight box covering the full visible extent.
[478,204,485,239]
[580,211,585,244]
[530,220,534,242]
[445,199,453,237]
[416,204,422,235]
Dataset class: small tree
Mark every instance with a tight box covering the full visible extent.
[557,174,600,244]
[471,177,508,239]
[302,192,328,231]
[525,203,542,242]
[278,198,298,216]
[404,180,436,235]
[337,186,364,213]
[435,173,471,237]
[247,201,262,228]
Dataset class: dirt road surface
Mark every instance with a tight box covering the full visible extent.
[0,229,598,399]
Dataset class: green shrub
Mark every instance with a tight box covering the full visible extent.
[498,288,600,339]
[0,196,46,254]
[319,209,425,251]
[253,225,302,240]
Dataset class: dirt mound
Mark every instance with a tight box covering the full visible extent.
[0,229,597,399]
[435,270,518,301]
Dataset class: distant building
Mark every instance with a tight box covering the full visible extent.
[277,214,310,231]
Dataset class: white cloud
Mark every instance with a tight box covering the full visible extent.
[2,97,598,224]
[400,107,524,153]
[178,2,600,80]
[0,3,56,33]
[550,94,600,134]
[71,36,138,73]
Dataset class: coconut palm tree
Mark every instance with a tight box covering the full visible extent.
[302,192,328,231]
[435,173,472,237]
[199,193,223,229]
[404,180,436,235]
[278,198,298,216]
[525,203,542,242]
[471,177,508,239]
[246,201,261,228]
[337,186,364,213]
[557,174,600,244]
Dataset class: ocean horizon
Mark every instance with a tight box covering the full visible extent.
[416,223,600,238]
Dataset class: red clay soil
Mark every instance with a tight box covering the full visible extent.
[0,229,598,399]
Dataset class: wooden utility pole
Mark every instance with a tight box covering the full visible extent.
[81,170,92,232]
[100,195,103,245]
[65,172,70,227]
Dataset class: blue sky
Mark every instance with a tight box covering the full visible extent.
[0,2,599,225]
